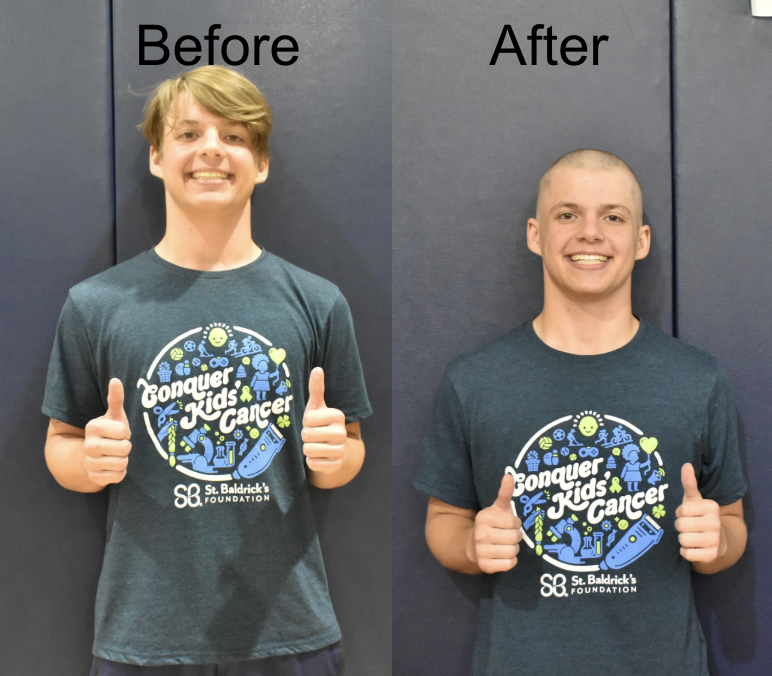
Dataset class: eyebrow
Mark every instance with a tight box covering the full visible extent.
[551,202,633,216]
[171,119,243,128]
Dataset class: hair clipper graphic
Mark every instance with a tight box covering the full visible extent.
[232,424,286,480]
[600,514,663,570]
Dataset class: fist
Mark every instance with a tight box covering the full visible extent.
[675,463,724,563]
[470,474,523,573]
[83,378,132,486]
[302,367,347,474]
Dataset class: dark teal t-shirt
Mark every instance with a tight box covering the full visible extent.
[43,249,372,666]
[416,321,746,676]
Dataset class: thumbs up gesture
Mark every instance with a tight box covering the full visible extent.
[83,378,132,486]
[675,463,724,563]
[469,474,523,573]
[302,367,347,474]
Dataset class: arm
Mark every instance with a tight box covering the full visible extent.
[425,474,522,575]
[676,463,747,574]
[45,419,103,493]
[426,498,481,574]
[681,498,746,575]
[44,379,132,494]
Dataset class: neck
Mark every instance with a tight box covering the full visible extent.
[154,196,260,271]
[533,282,639,355]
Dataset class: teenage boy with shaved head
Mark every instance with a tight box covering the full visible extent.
[43,66,370,675]
[417,149,746,676]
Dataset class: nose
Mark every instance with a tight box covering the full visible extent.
[576,213,604,242]
[199,127,225,157]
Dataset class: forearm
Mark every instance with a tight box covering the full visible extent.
[692,513,747,574]
[45,426,104,494]
[308,431,365,489]
[425,508,482,575]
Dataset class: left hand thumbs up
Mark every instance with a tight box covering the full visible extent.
[675,463,724,563]
[306,366,327,411]
[302,368,347,474]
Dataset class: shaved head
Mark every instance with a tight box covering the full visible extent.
[536,149,643,225]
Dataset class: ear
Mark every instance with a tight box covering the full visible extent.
[634,224,651,261]
[254,156,269,185]
[149,146,164,180]
[527,217,543,256]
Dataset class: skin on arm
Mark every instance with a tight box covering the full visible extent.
[425,474,523,575]
[44,378,132,494]
[676,463,747,574]
[302,367,365,489]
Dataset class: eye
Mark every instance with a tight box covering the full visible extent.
[557,212,576,221]
[225,134,246,143]
[606,214,623,223]
[178,131,197,140]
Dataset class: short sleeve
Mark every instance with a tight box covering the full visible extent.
[317,293,372,423]
[698,366,747,506]
[42,294,105,429]
[415,370,480,510]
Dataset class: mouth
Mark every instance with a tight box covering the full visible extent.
[190,171,231,181]
[568,254,609,265]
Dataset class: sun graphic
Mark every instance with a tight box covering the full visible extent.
[203,322,233,348]
[572,410,604,437]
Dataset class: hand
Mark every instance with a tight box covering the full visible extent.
[469,474,523,573]
[675,463,725,563]
[302,367,347,474]
[83,378,132,486]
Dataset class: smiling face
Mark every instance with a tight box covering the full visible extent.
[208,327,228,347]
[527,164,650,303]
[149,93,268,217]
[578,415,598,437]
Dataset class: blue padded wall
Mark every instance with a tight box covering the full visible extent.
[0,0,114,674]
[674,1,772,674]
[393,1,673,673]
[111,2,391,674]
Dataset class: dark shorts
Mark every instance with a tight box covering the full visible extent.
[89,645,344,676]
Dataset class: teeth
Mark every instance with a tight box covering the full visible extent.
[192,172,229,180]
[570,255,608,263]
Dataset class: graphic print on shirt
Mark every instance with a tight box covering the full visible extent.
[136,323,294,485]
[506,411,669,574]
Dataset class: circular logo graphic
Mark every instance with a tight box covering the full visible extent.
[508,411,668,572]
[136,324,294,482]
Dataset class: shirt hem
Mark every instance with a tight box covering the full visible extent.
[41,404,92,430]
[93,626,342,666]
[414,479,480,511]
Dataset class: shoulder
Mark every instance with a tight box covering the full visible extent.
[639,322,722,379]
[67,252,154,310]
[260,251,345,310]
[443,324,532,387]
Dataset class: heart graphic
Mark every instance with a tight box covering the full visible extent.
[640,437,658,454]
[269,348,286,365]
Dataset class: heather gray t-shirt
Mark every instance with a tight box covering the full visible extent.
[416,321,745,676]
[43,249,371,666]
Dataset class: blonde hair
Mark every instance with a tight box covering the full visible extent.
[141,66,272,160]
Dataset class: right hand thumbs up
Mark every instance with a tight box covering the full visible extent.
[469,474,523,574]
[105,378,129,425]
[83,378,132,487]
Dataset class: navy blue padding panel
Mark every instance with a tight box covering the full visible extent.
[393,1,672,673]
[674,2,772,674]
[111,2,391,673]
[0,0,114,674]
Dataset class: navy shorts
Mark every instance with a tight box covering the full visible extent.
[89,645,344,676]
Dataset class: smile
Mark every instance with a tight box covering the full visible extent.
[569,254,608,263]
[191,171,230,180]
